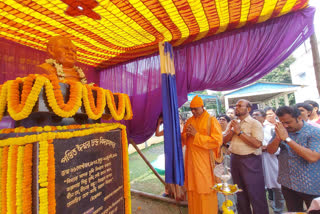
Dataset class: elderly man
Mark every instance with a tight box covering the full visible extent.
[37,36,87,84]
[181,95,223,214]
[223,99,268,214]
[267,106,320,212]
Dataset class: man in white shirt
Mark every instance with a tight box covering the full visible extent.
[223,99,268,214]
[253,108,285,214]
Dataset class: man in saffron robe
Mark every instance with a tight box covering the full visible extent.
[181,95,223,214]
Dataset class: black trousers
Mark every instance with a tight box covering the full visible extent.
[282,185,320,213]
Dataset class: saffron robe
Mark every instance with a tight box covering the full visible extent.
[181,110,223,214]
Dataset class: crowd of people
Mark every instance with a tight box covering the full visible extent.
[179,95,320,214]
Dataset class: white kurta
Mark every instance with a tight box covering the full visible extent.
[262,120,281,189]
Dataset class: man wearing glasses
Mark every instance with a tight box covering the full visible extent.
[223,99,268,214]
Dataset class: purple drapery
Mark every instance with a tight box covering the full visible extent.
[101,8,315,144]
[0,38,99,84]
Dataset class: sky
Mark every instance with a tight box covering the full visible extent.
[309,0,320,37]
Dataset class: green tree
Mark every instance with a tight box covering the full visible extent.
[259,56,296,83]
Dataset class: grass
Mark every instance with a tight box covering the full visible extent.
[129,142,165,195]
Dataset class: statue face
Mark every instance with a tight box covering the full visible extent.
[49,37,77,68]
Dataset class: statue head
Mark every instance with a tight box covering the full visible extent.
[47,36,77,68]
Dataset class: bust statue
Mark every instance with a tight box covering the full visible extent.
[38,36,87,84]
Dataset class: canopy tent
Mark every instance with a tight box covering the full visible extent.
[0,1,315,143]
[0,0,316,185]
[100,7,315,143]
[0,1,315,142]
[0,0,309,69]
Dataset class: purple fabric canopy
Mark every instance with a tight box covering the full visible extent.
[100,7,315,144]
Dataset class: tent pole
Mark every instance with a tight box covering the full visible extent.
[129,138,166,185]
[310,33,320,96]
[131,189,187,206]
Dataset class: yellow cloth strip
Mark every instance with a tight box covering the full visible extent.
[57,0,153,48]
[236,0,251,28]
[102,1,156,43]
[215,0,229,33]
[258,0,278,23]
[279,0,297,16]
[161,0,190,46]
[129,0,172,41]
[159,42,176,75]
[9,0,127,52]
[0,11,117,59]
[187,0,210,41]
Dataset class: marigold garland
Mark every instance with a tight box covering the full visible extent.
[44,76,83,118]
[39,141,49,214]
[0,84,8,121]
[22,144,33,214]
[1,147,8,214]
[47,141,56,214]
[8,75,36,113]
[123,94,133,120]
[83,85,106,120]
[0,123,108,134]
[7,145,18,214]
[0,74,133,121]
[7,76,43,121]
[106,90,125,121]
[121,128,131,213]
[16,146,24,214]
[0,147,3,213]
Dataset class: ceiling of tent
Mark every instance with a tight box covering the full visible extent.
[0,0,309,69]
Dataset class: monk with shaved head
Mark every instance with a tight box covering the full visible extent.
[223,99,268,214]
[181,95,222,214]
[37,36,87,84]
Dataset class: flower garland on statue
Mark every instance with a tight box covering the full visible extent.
[0,75,133,122]
[45,59,87,84]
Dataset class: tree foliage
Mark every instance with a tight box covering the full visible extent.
[259,56,296,83]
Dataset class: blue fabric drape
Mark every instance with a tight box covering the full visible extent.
[161,42,184,185]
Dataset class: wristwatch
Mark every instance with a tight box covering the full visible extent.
[285,137,292,143]
[237,131,243,136]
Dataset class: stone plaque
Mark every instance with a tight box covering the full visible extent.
[54,129,125,214]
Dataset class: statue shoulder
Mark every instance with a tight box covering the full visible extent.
[37,63,56,75]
